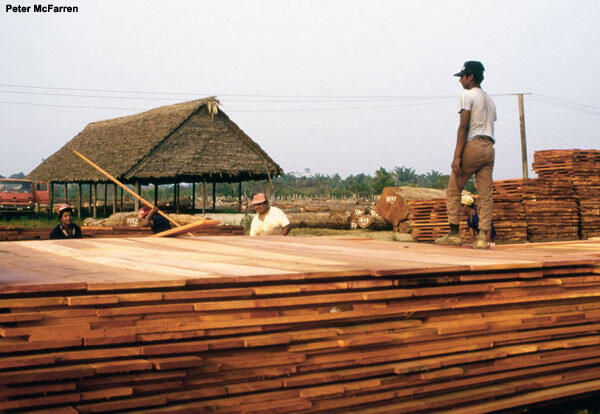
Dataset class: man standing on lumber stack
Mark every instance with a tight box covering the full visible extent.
[435,60,497,249]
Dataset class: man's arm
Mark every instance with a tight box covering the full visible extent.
[280,224,291,235]
[138,207,157,228]
[452,109,471,176]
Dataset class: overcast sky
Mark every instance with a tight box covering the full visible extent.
[2,0,599,180]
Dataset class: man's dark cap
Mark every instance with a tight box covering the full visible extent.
[454,61,485,77]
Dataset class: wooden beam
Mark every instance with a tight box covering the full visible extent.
[134,181,141,212]
[212,181,216,213]
[92,183,97,218]
[202,181,206,216]
[103,183,108,217]
[77,183,82,219]
[112,184,117,215]
[192,183,196,213]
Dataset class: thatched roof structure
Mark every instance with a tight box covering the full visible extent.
[28,98,283,184]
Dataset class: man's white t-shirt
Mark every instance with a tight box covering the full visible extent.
[250,206,290,236]
[458,88,497,141]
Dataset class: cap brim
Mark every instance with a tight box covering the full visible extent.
[454,71,465,77]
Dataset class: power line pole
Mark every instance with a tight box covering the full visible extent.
[516,93,530,179]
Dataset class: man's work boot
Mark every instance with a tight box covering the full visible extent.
[434,224,462,246]
[473,230,489,249]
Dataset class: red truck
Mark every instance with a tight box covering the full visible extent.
[0,179,49,213]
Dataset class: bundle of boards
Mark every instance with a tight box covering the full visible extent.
[0,236,599,413]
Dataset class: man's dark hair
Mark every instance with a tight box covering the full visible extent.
[466,71,484,84]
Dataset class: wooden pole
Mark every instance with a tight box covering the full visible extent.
[212,181,216,212]
[89,184,92,216]
[192,182,196,213]
[78,183,82,219]
[72,149,181,227]
[238,181,242,213]
[518,93,529,179]
[202,181,206,216]
[103,183,108,217]
[176,183,180,214]
[49,182,54,213]
[120,187,123,211]
[112,184,117,214]
[134,181,141,212]
[154,184,158,208]
[92,183,97,218]
[63,183,68,204]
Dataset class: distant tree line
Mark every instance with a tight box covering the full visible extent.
[9,166,476,202]
[241,166,475,198]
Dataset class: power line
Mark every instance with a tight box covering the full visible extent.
[0,100,149,111]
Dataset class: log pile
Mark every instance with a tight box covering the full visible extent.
[533,149,600,239]
[0,238,600,412]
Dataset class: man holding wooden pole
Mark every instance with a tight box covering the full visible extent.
[435,61,497,249]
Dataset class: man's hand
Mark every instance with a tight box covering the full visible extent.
[452,157,462,176]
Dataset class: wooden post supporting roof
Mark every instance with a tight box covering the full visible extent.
[154,184,158,208]
[112,184,117,214]
[212,181,216,212]
[88,184,92,216]
[238,182,242,213]
[49,182,54,214]
[77,183,82,219]
[92,183,97,218]
[134,181,140,211]
[202,181,206,216]
[192,182,196,212]
[103,183,108,217]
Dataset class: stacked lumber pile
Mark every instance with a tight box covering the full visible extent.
[1,257,600,412]
[522,178,579,242]
[0,225,243,242]
[407,199,468,242]
[533,149,600,239]
[375,187,446,232]
[492,179,527,244]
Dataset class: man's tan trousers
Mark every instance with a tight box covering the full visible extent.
[446,137,495,231]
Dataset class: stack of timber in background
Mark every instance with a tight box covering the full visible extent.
[1,238,600,413]
[492,179,528,244]
[376,187,448,236]
[0,226,152,241]
[407,198,469,242]
[0,225,244,242]
[533,149,600,239]
[521,178,579,242]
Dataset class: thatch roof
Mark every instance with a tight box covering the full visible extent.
[27,98,283,184]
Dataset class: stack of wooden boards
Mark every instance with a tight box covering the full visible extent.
[491,180,528,244]
[533,149,600,239]
[406,149,599,244]
[521,178,579,242]
[0,225,244,242]
[0,237,600,413]
[407,198,469,242]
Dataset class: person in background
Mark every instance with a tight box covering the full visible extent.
[49,203,83,239]
[249,193,291,236]
[139,205,171,234]
[461,194,496,247]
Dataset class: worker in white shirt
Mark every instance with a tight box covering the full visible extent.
[249,193,291,236]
